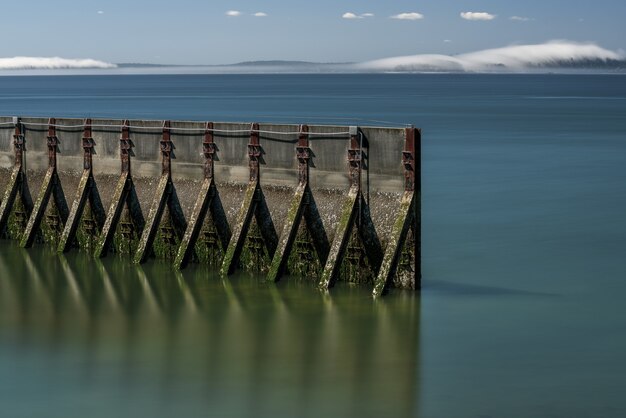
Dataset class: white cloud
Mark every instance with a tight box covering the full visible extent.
[254,12,267,17]
[0,57,117,70]
[444,39,452,43]
[390,12,424,21]
[460,12,496,21]
[97,10,104,14]
[361,13,374,18]
[342,12,360,19]
[226,10,241,17]
[510,16,531,22]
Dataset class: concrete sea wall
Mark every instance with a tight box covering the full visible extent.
[0,116,419,296]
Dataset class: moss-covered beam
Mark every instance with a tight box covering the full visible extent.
[372,191,417,297]
[133,174,171,264]
[95,172,143,258]
[0,167,32,237]
[57,171,105,253]
[267,184,307,282]
[175,178,215,269]
[20,168,68,248]
[318,185,360,290]
[267,184,329,283]
[220,181,258,276]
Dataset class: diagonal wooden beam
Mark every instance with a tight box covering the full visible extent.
[318,185,360,290]
[175,177,215,270]
[220,181,259,276]
[373,192,416,297]
[94,171,131,258]
[267,183,307,282]
[133,174,171,264]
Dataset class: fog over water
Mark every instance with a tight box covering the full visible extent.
[0,41,624,74]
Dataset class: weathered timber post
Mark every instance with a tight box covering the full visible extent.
[95,120,145,258]
[174,122,230,269]
[267,125,329,282]
[0,118,33,238]
[318,127,383,290]
[373,127,421,296]
[58,119,106,253]
[220,123,278,276]
[21,118,69,247]
[133,120,186,264]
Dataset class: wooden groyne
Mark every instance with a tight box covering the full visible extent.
[0,117,420,297]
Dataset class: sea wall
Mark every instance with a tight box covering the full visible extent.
[0,116,419,296]
[0,117,407,192]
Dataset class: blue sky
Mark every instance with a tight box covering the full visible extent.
[1,0,624,64]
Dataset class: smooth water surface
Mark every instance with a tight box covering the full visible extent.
[1,74,626,417]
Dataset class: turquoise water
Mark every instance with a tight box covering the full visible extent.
[1,73,626,417]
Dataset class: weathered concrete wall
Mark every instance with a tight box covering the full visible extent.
[0,116,406,192]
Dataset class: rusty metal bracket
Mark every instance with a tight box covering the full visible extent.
[82,118,95,171]
[347,127,364,188]
[402,127,418,192]
[47,117,59,169]
[161,120,173,176]
[120,119,133,174]
[248,123,263,182]
[203,122,218,180]
[13,118,25,167]
[296,124,314,185]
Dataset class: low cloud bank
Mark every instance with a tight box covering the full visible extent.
[0,56,117,70]
[358,41,625,72]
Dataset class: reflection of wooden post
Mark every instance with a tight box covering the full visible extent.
[133,121,186,264]
[95,120,145,258]
[319,127,383,290]
[175,122,230,270]
[220,123,278,276]
[268,125,329,282]
[58,119,106,253]
[0,118,33,238]
[21,118,69,248]
[373,127,420,297]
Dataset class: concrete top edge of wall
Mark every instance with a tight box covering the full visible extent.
[0,116,417,134]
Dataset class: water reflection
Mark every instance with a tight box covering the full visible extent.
[0,242,420,418]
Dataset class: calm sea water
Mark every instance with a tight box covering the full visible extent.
[1,73,626,417]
